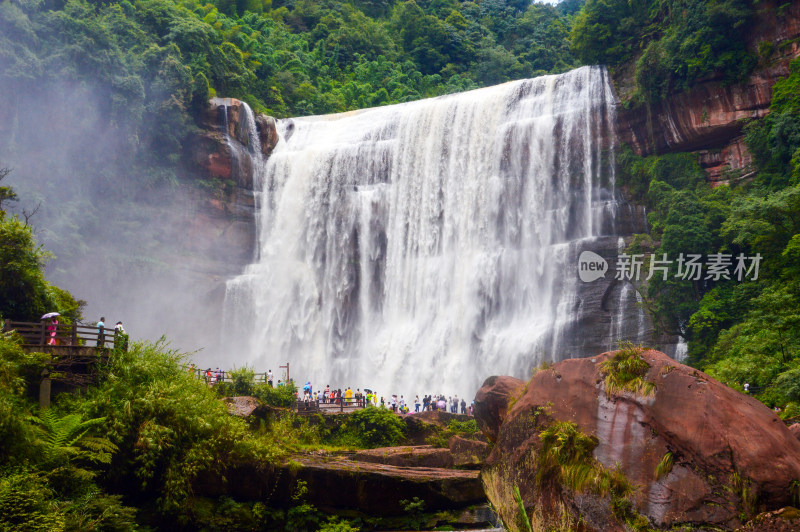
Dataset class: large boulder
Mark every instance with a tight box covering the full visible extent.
[473,375,525,441]
[449,435,489,468]
[255,114,279,156]
[480,349,800,531]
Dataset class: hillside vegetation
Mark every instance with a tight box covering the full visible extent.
[619,56,800,418]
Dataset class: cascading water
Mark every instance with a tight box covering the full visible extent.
[223,65,643,397]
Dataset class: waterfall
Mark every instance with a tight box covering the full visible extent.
[223,66,627,398]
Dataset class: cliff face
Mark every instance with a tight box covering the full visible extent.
[178,97,278,274]
[615,2,800,183]
[119,98,278,360]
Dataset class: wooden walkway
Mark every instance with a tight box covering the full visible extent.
[2,320,120,350]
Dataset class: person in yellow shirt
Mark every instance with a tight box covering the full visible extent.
[345,387,353,405]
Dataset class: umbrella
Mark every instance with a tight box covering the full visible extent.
[41,312,60,319]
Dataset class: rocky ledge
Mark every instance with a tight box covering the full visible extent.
[195,450,485,516]
[476,349,800,531]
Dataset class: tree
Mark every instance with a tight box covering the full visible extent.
[0,167,16,214]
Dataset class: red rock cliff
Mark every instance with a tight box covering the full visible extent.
[615,2,800,184]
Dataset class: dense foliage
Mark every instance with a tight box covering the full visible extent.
[619,57,800,418]
[0,330,391,530]
[0,0,579,145]
[571,0,760,104]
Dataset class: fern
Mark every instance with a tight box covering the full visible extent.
[29,410,116,467]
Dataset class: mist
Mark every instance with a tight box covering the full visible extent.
[0,73,240,367]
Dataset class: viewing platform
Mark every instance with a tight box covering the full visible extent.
[2,320,128,406]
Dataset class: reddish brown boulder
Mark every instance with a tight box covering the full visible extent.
[473,376,524,442]
[790,423,800,442]
[353,445,454,468]
[481,350,800,531]
[448,435,489,468]
[255,114,279,156]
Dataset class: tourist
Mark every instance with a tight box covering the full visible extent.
[47,317,58,346]
[391,395,397,412]
[277,379,283,387]
[267,369,274,387]
[437,396,446,411]
[345,387,353,405]
[414,395,420,412]
[461,398,466,414]
[744,383,750,394]
[96,317,105,347]
[399,395,405,412]
[380,396,385,408]
[324,384,330,403]
[113,321,128,350]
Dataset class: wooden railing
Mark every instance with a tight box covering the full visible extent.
[2,320,121,349]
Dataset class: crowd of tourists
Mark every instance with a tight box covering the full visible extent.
[188,367,474,416]
[383,394,472,415]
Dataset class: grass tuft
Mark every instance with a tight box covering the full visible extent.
[600,342,655,397]
[654,451,673,481]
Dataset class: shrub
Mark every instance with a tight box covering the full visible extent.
[536,421,635,519]
[343,407,406,448]
[448,418,478,435]
[81,340,279,512]
[229,365,256,396]
[253,381,297,407]
[0,471,66,531]
[654,452,673,481]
